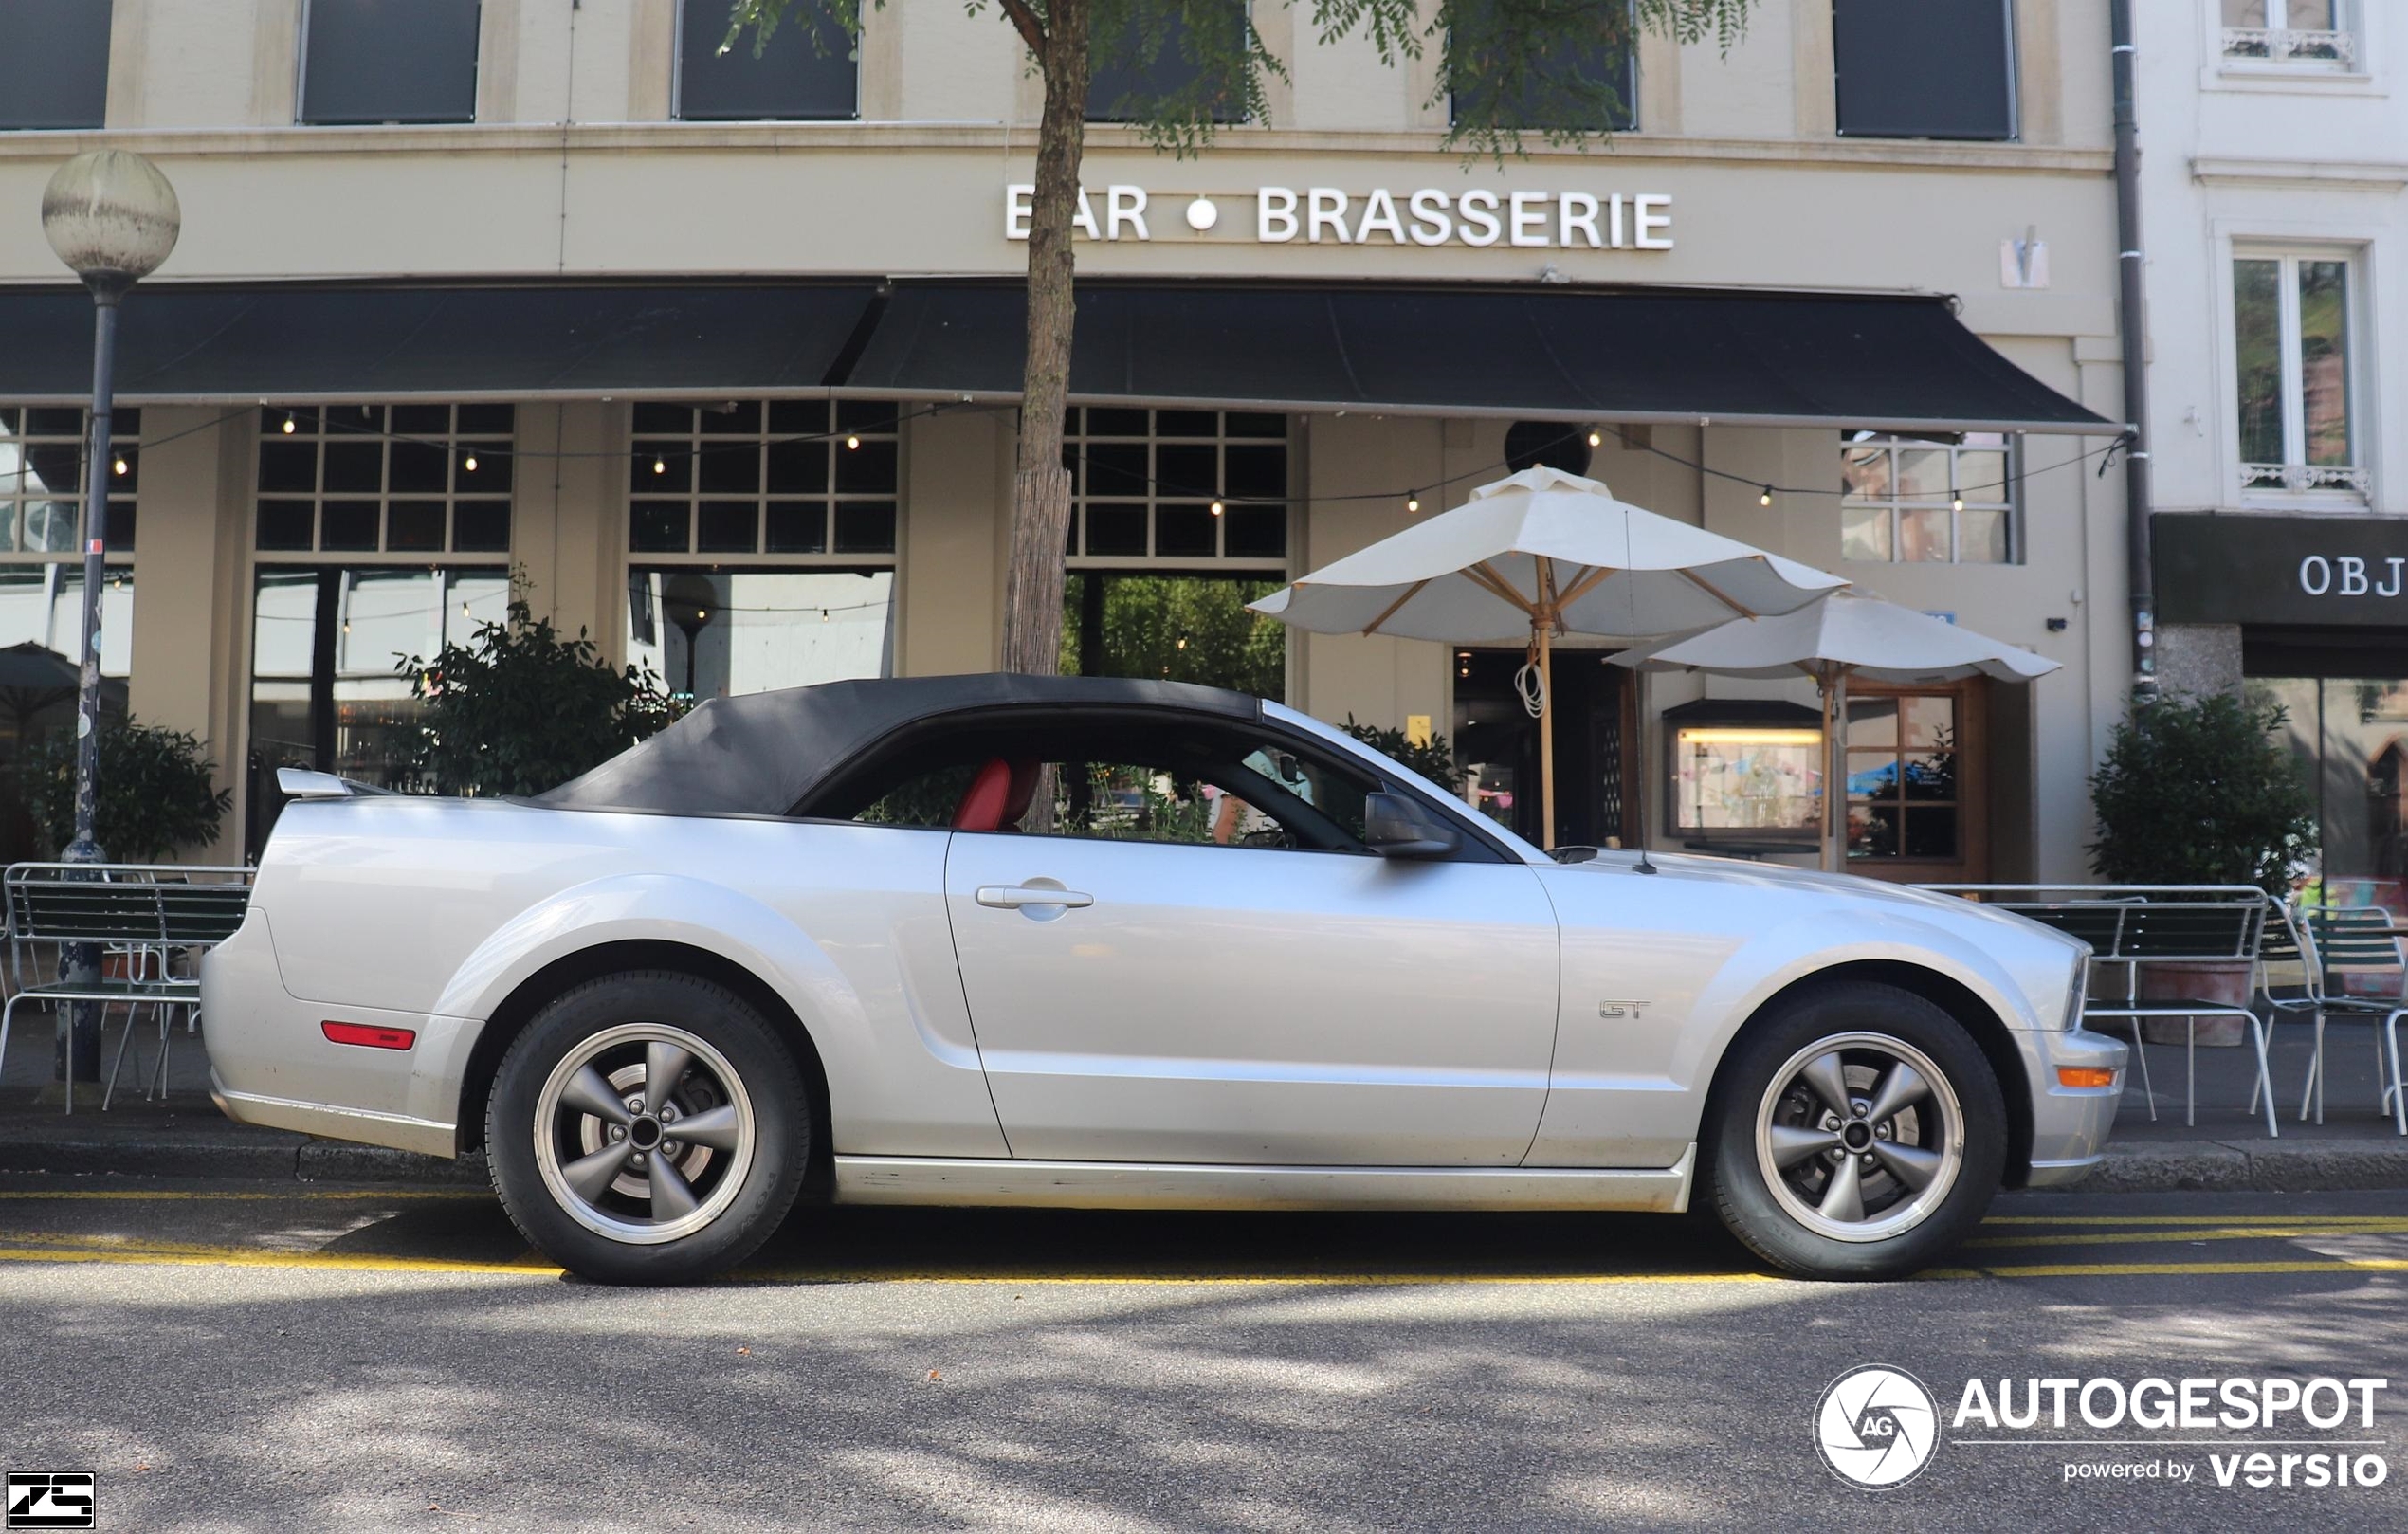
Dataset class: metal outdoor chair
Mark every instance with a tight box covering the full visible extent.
[1921,885,2280,1137]
[2260,904,2408,1133]
[0,864,254,1113]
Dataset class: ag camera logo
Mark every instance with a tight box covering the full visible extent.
[1816,1366,1940,1488]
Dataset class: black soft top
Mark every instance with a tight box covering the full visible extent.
[536,673,1263,817]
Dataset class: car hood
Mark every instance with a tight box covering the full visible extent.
[1540,848,2076,943]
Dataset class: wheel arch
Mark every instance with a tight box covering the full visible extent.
[455,939,836,1201]
[1702,959,2035,1189]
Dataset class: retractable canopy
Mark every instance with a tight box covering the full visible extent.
[538,673,1256,818]
[0,278,2118,435]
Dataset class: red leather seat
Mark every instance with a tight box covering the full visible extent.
[952,758,1041,831]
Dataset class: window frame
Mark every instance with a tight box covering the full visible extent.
[1446,0,1641,135]
[2219,0,2362,71]
[2224,242,2370,509]
[1064,408,1292,573]
[1837,430,2021,567]
[626,399,900,565]
[0,0,114,132]
[297,0,483,127]
[670,0,863,123]
[1831,0,2020,143]
[0,408,139,561]
[252,404,517,560]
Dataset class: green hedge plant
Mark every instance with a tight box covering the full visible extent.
[21,718,232,861]
[2089,693,2316,898]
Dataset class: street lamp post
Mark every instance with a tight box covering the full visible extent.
[38,150,180,1090]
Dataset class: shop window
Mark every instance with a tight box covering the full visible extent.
[301,0,482,125]
[629,400,897,558]
[246,566,507,855]
[625,568,894,703]
[1833,0,2016,141]
[0,0,112,130]
[1063,573,1286,702]
[2258,675,2408,911]
[1839,431,2016,564]
[1088,1,1251,123]
[1664,701,1825,851]
[1064,408,1287,567]
[2,407,138,555]
[677,0,858,121]
[1846,692,1961,864]
[1450,1,1637,133]
[2234,248,2363,499]
[257,404,512,554]
[2223,1,2360,69]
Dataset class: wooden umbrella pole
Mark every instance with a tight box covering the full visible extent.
[1827,667,1850,874]
[1536,615,1556,850]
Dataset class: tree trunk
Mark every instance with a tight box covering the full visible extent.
[1001,0,1090,679]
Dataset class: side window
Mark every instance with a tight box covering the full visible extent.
[836,725,1376,851]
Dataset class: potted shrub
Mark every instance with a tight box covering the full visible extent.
[2089,693,2318,1043]
[19,718,233,861]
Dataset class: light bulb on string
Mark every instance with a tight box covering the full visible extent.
[1406,492,1420,514]
[463,453,479,472]
[282,412,297,434]
[845,433,861,450]
[1587,429,1603,447]
[1759,485,1774,507]
[820,608,830,623]
[112,457,128,476]
[1210,501,1224,517]
[1952,495,1965,512]
[653,456,667,475]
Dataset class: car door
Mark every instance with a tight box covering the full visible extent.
[944,770,1560,1167]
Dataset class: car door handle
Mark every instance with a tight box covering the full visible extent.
[976,885,1095,910]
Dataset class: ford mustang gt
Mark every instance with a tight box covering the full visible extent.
[203,674,2125,1283]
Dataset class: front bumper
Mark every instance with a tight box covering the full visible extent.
[2017,1024,2127,1188]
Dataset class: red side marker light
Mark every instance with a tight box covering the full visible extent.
[322,1021,416,1050]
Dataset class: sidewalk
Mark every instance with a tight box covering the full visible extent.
[0,1000,2399,1192]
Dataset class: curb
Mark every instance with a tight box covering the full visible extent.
[2070,1137,2408,1195]
[0,1132,487,1186]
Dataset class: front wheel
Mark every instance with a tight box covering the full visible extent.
[486,971,810,1284]
[1706,982,2006,1280]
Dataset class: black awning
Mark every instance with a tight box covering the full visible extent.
[848,281,2120,435]
[0,278,2115,435]
[0,283,882,403]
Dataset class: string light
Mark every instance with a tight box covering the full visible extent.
[462,453,479,472]
[1406,492,1420,513]
[1759,485,1774,507]
[281,412,297,434]
[820,608,830,622]
[1952,494,1966,512]
[1176,631,1190,651]
[1210,500,1224,516]
[1587,429,1603,447]
[111,457,128,476]
[652,456,667,475]
[845,433,861,450]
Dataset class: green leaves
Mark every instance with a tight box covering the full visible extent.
[1341,714,1467,792]
[399,600,682,799]
[19,720,232,862]
[2089,693,2318,898]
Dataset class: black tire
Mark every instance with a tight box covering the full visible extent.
[486,970,810,1285]
[1704,981,2006,1280]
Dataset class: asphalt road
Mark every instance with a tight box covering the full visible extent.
[2,1180,2405,1532]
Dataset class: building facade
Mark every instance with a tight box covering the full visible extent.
[2141,1,2408,904]
[0,0,2138,879]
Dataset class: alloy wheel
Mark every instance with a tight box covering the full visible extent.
[1753,1031,1965,1244]
[532,1022,757,1246]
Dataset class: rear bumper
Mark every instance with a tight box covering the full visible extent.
[210,1071,458,1158]
[2017,1025,2128,1187]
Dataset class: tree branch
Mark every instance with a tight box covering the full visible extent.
[996,0,1047,57]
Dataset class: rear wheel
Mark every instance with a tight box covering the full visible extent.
[486,971,809,1284]
[1706,982,2005,1279]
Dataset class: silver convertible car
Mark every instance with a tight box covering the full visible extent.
[203,675,2125,1284]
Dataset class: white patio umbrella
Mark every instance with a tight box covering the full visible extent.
[1249,466,1846,848]
[1610,591,2060,871]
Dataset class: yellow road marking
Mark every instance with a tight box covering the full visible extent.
[1982,1214,2408,1227]
[0,1189,476,1202]
[1971,1224,2408,1250]
[0,1245,554,1276]
[1931,1257,2408,1279]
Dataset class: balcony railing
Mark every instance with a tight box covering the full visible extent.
[2242,462,2371,494]
[2223,27,2362,68]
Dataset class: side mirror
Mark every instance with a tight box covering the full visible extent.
[1363,791,1461,859]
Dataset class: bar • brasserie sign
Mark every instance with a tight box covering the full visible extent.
[1004,184,1674,249]
[2156,513,2408,627]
